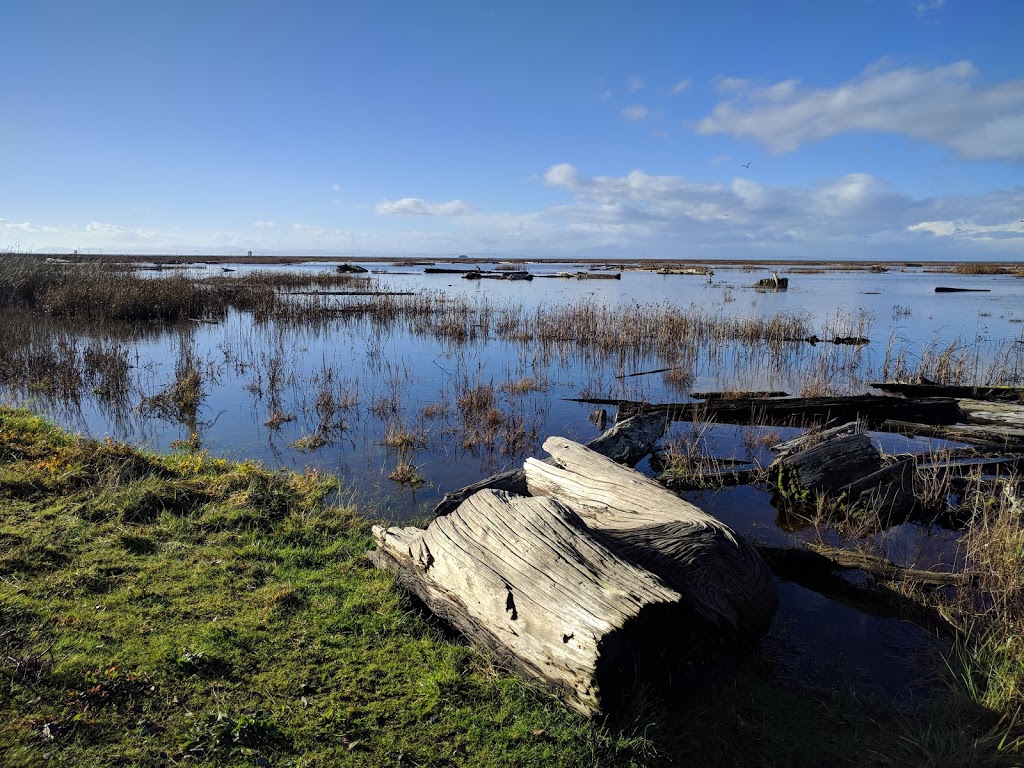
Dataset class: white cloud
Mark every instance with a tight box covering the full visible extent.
[543,163,581,188]
[330,183,341,192]
[374,197,473,217]
[621,105,648,122]
[628,77,644,92]
[671,79,691,95]
[912,0,944,16]
[696,60,1024,161]
[253,220,276,228]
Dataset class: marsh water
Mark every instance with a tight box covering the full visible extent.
[5,259,1022,697]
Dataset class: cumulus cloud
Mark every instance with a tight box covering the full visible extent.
[374,197,473,217]
[537,163,1024,257]
[671,79,691,94]
[696,60,1024,161]
[621,105,648,122]
[253,220,276,228]
[330,183,341,192]
[628,77,644,92]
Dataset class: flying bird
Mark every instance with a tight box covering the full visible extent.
[741,162,752,168]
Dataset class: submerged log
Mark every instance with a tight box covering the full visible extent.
[370,491,692,718]
[432,412,667,516]
[935,286,991,293]
[524,438,777,637]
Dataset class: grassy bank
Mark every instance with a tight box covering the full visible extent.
[0,407,1020,766]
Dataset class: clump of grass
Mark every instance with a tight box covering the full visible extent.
[952,263,1013,275]
[387,460,425,485]
[291,432,328,452]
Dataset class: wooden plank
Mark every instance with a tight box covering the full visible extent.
[883,419,1024,451]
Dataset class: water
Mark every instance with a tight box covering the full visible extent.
[10,261,1022,519]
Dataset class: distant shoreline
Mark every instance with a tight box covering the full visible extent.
[21,252,1024,271]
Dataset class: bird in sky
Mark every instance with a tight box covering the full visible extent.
[741,162,752,168]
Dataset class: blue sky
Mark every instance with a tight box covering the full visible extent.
[2,1,1023,260]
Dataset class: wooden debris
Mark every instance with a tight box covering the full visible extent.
[870,382,1024,403]
[691,390,788,400]
[754,273,788,290]
[335,263,368,273]
[935,286,991,293]
[369,491,689,718]
[432,412,667,516]
[525,438,778,637]
[563,394,960,430]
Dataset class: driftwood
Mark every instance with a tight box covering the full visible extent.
[372,438,776,717]
[870,382,1024,403]
[935,286,990,293]
[771,433,883,494]
[771,421,863,460]
[524,438,777,637]
[432,412,666,516]
[564,394,960,430]
[690,390,788,400]
[770,430,918,522]
[883,419,1024,452]
[369,491,690,717]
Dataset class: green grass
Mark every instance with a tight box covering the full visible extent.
[1,406,1019,766]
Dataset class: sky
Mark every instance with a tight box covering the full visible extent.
[2,0,1024,261]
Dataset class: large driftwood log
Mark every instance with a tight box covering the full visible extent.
[524,438,777,637]
[432,412,667,516]
[369,490,696,718]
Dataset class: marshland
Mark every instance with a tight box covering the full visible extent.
[3,251,1024,765]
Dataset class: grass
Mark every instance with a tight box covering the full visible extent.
[3,407,1024,766]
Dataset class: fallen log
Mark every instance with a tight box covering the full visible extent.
[770,431,918,524]
[524,438,778,637]
[690,390,789,400]
[870,382,1024,403]
[369,491,691,718]
[564,394,960,429]
[432,412,667,516]
[935,286,990,293]
[883,419,1024,452]
[957,399,1024,427]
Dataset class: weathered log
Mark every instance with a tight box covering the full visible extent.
[432,412,667,516]
[566,394,960,429]
[369,490,694,718]
[958,399,1024,427]
[771,433,884,494]
[870,382,1024,403]
[935,286,990,293]
[770,433,918,523]
[771,421,863,460]
[524,438,777,637]
[883,419,1024,452]
[690,390,789,400]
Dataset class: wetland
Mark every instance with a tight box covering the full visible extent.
[2,252,1024,765]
